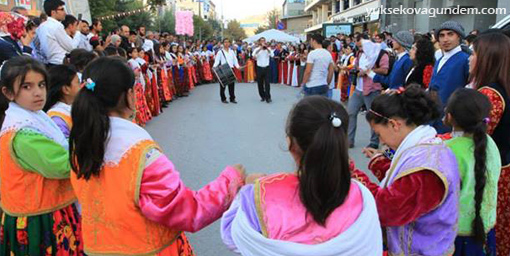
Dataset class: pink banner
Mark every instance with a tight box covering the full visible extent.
[175,11,194,36]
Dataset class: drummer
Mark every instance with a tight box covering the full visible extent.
[213,38,240,104]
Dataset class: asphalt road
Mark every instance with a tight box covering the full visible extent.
[145,82,375,256]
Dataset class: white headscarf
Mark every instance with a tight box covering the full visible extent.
[358,39,382,71]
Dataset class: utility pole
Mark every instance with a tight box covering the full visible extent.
[198,0,202,41]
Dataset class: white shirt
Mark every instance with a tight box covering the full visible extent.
[142,39,154,53]
[253,46,274,67]
[437,45,461,73]
[36,17,75,64]
[396,51,408,61]
[306,48,333,88]
[74,32,92,51]
[213,49,240,69]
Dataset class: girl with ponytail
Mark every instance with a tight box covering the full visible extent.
[444,89,501,255]
[0,56,84,255]
[352,84,460,255]
[69,57,247,256]
[221,96,382,255]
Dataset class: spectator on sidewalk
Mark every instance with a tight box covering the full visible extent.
[36,0,74,65]
[370,31,414,89]
[429,20,470,133]
[301,34,334,97]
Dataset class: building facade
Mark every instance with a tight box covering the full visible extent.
[175,0,216,20]
[303,0,508,36]
[0,0,92,22]
[282,0,312,40]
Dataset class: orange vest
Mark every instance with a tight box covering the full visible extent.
[47,110,72,130]
[70,140,180,255]
[0,130,76,217]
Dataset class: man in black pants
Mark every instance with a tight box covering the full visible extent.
[253,37,274,103]
[213,38,240,103]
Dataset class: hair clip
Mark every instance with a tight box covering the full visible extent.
[85,78,96,92]
[396,87,406,94]
[483,117,490,124]
[329,113,342,128]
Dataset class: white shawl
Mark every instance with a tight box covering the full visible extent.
[229,181,383,256]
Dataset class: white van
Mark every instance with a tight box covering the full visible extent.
[492,14,510,30]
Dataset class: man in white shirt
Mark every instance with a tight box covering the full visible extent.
[301,34,334,96]
[74,20,92,51]
[253,37,274,103]
[213,38,241,104]
[36,0,74,65]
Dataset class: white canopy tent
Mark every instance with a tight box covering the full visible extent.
[243,29,301,44]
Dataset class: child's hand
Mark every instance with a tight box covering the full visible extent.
[362,147,381,158]
[232,164,246,180]
[245,173,266,184]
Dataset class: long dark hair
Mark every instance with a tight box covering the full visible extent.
[366,84,440,126]
[69,57,135,180]
[286,96,351,225]
[446,88,491,245]
[471,32,510,97]
[414,38,435,68]
[44,65,77,112]
[68,49,97,72]
[0,56,48,126]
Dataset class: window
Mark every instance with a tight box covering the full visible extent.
[343,0,350,10]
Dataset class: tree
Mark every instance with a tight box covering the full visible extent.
[193,15,214,40]
[89,0,154,34]
[254,26,268,34]
[156,10,175,34]
[266,9,279,29]
[223,20,247,40]
[209,18,222,39]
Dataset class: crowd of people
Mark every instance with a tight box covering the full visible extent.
[0,0,510,255]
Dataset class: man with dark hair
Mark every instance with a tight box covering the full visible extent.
[119,25,131,50]
[213,38,241,104]
[254,37,274,103]
[429,20,470,133]
[62,15,78,37]
[35,0,74,65]
[136,25,146,48]
[89,18,102,39]
[75,20,92,51]
[301,34,334,96]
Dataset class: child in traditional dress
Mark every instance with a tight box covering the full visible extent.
[352,84,460,255]
[44,65,81,138]
[444,89,501,255]
[69,57,248,255]
[127,47,152,126]
[0,56,84,255]
[221,96,382,255]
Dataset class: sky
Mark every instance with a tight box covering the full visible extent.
[214,0,283,20]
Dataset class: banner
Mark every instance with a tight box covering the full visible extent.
[175,11,194,36]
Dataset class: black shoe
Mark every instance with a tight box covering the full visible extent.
[222,100,229,104]
[266,98,272,103]
[230,100,238,104]
[349,143,355,149]
[367,143,379,150]
[261,98,266,102]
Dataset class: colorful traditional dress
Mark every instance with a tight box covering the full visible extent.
[287,52,299,87]
[244,52,256,83]
[128,59,152,125]
[0,102,83,256]
[338,53,355,102]
[445,134,500,255]
[200,51,213,82]
[279,50,289,85]
[70,117,244,256]
[352,125,460,255]
[221,173,382,255]
[270,49,279,84]
[479,83,510,256]
[47,101,72,138]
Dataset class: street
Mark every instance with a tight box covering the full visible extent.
[145,82,375,256]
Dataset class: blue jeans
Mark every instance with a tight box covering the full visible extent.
[347,90,380,147]
[303,85,328,97]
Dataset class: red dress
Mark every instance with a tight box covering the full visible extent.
[201,57,213,82]
[479,85,510,256]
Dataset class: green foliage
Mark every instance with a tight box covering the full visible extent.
[223,20,247,40]
[193,15,214,40]
[255,26,269,35]
[89,0,154,34]
[266,9,279,29]
[156,10,176,34]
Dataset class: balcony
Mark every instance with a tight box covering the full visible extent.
[305,0,329,12]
